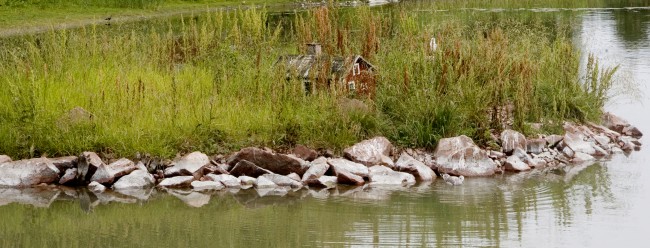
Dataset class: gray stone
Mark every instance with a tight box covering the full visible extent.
[49,156,78,172]
[158,176,194,188]
[287,173,301,182]
[112,170,155,189]
[164,152,210,177]
[59,168,78,185]
[545,135,564,148]
[500,129,527,154]
[594,135,611,147]
[77,152,103,182]
[0,155,11,164]
[434,136,497,177]
[504,156,531,172]
[206,174,241,188]
[573,152,595,163]
[191,181,224,191]
[292,145,318,161]
[88,181,106,193]
[369,170,416,186]
[238,176,256,186]
[301,159,330,182]
[602,112,630,134]
[622,126,643,138]
[394,152,435,181]
[229,160,273,178]
[442,174,464,186]
[563,132,596,155]
[327,158,369,178]
[260,174,303,188]
[90,158,137,185]
[227,147,307,176]
[306,176,338,188]
[332,167,365,186]
[343,136,394,167]
[254,176,277,189]
[0,158,60,187]
[526,138,546,154]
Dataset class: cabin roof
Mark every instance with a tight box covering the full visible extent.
[277,54,375,80]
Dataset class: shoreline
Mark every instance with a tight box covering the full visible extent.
[0,112,643,206]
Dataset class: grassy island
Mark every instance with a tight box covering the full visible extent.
[0,1,623,159]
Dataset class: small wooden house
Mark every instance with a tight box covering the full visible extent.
[277,43,376,97]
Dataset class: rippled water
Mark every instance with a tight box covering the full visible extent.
[1,6,649,248]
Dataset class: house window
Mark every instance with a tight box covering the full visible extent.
[353,63,361,75]
[348,81,356,91]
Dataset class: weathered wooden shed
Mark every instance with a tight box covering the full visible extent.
[277,43,376,97]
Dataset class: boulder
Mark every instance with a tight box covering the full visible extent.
[292,145,318,161]
[563,132,596,155]
[369,170,416,186]
[504,156,531,172]
[0,158,60,187]
[593,135,611,147]
[602,112,630,134]
[545,135,564,148]
[158,176,194,188]
[49,156,78,172]
[573,152,595,163]
[77,152,103,182]
[618,136,641,151]
[301,158,330,182]
[500,130,527,155]
[622,126,643,138]
[228,160,273,178]
[238,176,256,186]
[368,165,394,174]
[327,158,369,178]
[254,176,277,189]
[287,173,301,182]
[306,176,338,188]
[394,152,435,181]
[526,138,546,154]
[191,181,224,191]
[163,152,210,177]
[59,168,78,185]
[112,170,155,189]
[0,155,11,164]
[90,158,137,185]
[260,174,303,188]
[88,181,106,193]
[434,136,497,177]
[343,136,394,167]
[227,147,307,176]
[332,167,365,186]
[206,174,241,188]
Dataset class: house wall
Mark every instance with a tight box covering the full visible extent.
[344,59,375,98]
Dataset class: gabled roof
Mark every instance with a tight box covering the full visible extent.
[277,54,375,80]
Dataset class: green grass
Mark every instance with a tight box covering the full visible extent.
[0,4,618,159]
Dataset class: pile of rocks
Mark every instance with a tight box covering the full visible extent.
[0,113,642,196]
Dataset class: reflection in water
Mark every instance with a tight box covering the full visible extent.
[0,6,649,248]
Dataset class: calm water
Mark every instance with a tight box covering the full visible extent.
[1,5,649,248]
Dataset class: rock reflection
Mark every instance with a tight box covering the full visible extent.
[166,189,211,208]
[0,187,61,207]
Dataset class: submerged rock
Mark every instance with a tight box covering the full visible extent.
[163,152,210,177]
[504,156,531,172]
[88,181,106,193]
[501,130,527,155]
[206,174,241,188]
[434,135,497,177]
[394,152,435,181]
[254,176,277,189]
[227,147,307,176]
[112,169,155,189]
[0,158,60,187]
[343,136,394,167]
[442,174,464,186]
[369,169,416,186]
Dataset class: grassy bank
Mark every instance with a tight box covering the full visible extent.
[0,4,617,159]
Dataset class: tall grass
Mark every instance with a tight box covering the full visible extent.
[0,5,618,159]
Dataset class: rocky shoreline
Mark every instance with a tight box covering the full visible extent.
[0,112,643,208]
